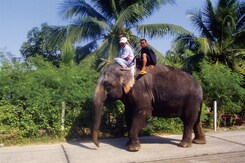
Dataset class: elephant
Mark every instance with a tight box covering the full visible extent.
[92,63,206,152]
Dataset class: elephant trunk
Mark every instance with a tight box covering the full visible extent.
[92,84,106,147]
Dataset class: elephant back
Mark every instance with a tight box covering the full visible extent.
[134,64,203,102]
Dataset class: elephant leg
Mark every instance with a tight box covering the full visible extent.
[124,106,133,146]
[179,106,197,148]
[179,101,203,148]
[179,121,194,148]
[127,110,151,152]
[193,121,206,144]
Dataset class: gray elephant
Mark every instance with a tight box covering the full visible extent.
[92,63,206,152]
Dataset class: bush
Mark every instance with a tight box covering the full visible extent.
[0,56,99,144]
[142,117,183,135]
[194,61,245,115]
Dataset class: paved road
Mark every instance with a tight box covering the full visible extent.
[0,130,244,163]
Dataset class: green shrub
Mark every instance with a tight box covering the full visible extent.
[193,61,245,115]
[142,117,183,135]
[0,56,99,144]
[100,100,126,137]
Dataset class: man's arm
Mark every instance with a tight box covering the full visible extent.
[121,46,131,61]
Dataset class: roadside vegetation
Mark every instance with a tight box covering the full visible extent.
[0,0,244,146]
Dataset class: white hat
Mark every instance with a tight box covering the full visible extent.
[119,37,127,43]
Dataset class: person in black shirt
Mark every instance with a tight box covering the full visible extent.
[138,39,157,75]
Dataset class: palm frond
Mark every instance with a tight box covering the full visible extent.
[135,0,175,18]
[95,0,175,21]
[181,49,203,73]
[75,41,98,63]
[128,34,142,55]
[70,16,109,41]
[48,26,68,48]
[194,37,211,55]
[113,3,147,30]
[172,34,196,50]
[233,29,245,47]
[232,52,245,75]
[93,39,110,60]
[236,1,245,31]
[164,50,183,68]
[136,24,190,38]
[61,39,74,64]
[187,9,215,41]
[59,0,106,21]
[114,0,176,30]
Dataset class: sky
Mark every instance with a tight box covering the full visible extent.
[0,0,214,59]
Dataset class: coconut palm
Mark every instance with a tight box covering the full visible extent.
[169,34,211,72]
[50,0,189,66]
[172,0,245,74]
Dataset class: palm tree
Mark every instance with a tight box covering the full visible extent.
[172,0,245,74]
[50,0,189,66]
[169,34,211,72]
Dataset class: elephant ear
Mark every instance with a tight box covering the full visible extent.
[120,72,135,94]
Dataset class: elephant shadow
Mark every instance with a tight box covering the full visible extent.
[66,138,98,150]
[67,136,180,151]
[101,136,180,150]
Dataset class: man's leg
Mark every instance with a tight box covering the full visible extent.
[140,54,147,75]
[115,58,130,70]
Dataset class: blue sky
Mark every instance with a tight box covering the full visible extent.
[0,0,213,58]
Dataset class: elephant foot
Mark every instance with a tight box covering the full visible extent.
[178,141,192,148]
[127,140,141,152]
[193,137,206,144]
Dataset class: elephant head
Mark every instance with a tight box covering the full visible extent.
[92,63,135,146]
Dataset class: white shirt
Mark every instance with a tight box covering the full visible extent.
[119,44,134,62]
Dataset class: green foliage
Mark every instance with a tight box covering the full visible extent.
[20,23,62,66]
[194,61,245,115]
[176,0,245,74]
[100,101,126,137]
[0,56,99,145]
[142,117,183,135]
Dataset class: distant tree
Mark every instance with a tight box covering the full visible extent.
[20,23,62,66]
[49,0,190,67]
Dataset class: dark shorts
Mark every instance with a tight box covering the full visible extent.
[136,55,154,69]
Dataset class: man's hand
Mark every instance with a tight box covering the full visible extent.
[125,56,130,61]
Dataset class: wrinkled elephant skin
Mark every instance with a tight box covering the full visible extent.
[92,63,206,152]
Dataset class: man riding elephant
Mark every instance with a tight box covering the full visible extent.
[137,39,157,75]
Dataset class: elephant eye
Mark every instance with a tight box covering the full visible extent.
[103,81,112,89]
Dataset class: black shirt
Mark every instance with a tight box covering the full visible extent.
[140,46,157,66]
